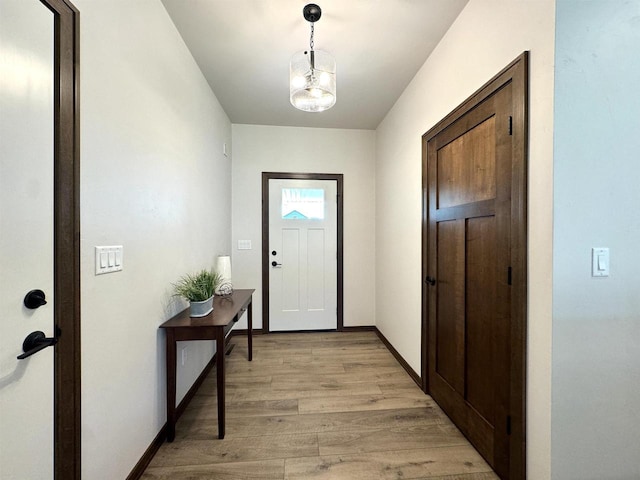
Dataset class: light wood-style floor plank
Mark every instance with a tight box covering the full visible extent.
[317,424,467,456]
[283,445,493,480]
[142,331,497,479]
[142,459,285,479]
[175,407,449,441]
[183,397,299,419]
[219,383,384,403]
[270,370,415,387]
[149,434,318,467]
[422,473,500,480]
[224,362,347,377]
[298,393,435,414]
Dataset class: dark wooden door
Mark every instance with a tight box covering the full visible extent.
[423,54,528,480]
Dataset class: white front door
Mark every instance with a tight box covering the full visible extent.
[269,179,337,331]
[0,1,55,477]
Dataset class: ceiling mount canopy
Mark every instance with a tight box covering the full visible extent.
[302,3,321,22]
[290,3,336,113]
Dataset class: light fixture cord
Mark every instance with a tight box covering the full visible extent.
[310,22,314,52]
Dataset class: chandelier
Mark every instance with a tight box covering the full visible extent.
[289,4,336,112]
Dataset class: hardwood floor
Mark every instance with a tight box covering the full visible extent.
[142,332,498,480]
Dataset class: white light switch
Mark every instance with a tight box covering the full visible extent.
[237,239,252,250]
[592,247,609,277]
[95,246,124,275]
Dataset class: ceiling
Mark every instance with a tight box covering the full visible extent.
[161,0,469,130]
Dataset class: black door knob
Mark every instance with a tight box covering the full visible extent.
[24,290,47,309]
[425,276,436,286]
[271,261,282,267]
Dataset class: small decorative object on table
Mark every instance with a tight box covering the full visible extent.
[215,255,233,296]
[172,269,223,317]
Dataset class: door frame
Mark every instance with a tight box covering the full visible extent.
[261,172,343,333]
[43,0,81,477]
[421,52,528,479]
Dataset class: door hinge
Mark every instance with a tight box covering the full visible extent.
[507,415,512,435]
[508,116,513,135]
[507,267,512,286]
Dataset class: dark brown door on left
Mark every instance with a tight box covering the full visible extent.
[424,54,527,480]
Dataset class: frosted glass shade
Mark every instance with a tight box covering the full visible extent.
[290,50,336,112]
[215,255,233,295]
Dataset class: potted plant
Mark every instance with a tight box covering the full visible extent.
[173,269,223,317]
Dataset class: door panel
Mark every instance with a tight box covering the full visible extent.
[437,116,496,209]
[0,1,55,477]
[306,228,326,311]
[466,216,497,426]
[435,219,465,393]
[281,228,300,311]
[269,179,337,331]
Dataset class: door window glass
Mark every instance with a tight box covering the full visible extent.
[281,188,324,220]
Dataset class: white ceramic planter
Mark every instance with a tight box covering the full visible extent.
[189,296,213,317]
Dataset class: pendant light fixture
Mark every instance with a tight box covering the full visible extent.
[290,4,336,112]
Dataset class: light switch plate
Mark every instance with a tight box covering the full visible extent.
[237,239,252,250]
[592,247,609,277]
[95,246,123,275]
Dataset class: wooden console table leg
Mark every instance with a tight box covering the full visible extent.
[165,329,177,442]
[248,298,253,361]
[216,328,225,439]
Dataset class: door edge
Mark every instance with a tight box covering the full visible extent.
[42,0,82,478]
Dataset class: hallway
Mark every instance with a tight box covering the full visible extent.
[141,331,497,479]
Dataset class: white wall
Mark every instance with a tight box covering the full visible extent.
[76,1,231,478]
[552,2,640,479]
[375,1,555,478]
[231,124,376,330]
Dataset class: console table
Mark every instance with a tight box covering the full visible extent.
[160,289,254,441]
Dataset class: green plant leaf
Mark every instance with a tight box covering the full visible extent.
[172,268,223,302]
